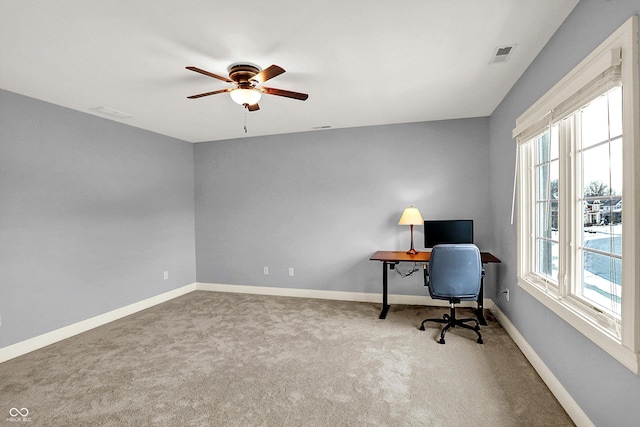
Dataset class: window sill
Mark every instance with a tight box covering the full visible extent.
[518,276,640,374]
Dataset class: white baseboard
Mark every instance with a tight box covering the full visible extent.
[1,282,484,364]
[195,282,490,309]
[490,304,594,427]
[0,283,197,363]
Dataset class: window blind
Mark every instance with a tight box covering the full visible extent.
[513,48,622,143]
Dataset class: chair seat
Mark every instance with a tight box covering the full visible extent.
[429,294,478,301]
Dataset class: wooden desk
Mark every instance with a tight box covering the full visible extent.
[370,250,501,324]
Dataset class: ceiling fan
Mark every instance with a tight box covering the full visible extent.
[186,63,308,111]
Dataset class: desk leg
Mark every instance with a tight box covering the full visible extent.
[475,276,487,326]
[379,261,391,319]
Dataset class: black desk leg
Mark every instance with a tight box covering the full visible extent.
[379,261,391,319]
[475,277,487,326]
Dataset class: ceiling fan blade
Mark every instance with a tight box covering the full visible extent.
[247,103,260,112]
[186,66,233,83]
[261,86,309,101]
[187,88,231,99]
[251,65,285,84]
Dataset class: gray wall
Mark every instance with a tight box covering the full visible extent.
[0,90,196,347]
[489,1,640,426]
[194,118,493,295]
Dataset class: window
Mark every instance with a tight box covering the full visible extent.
[578,87,623,318]
[513,17,639,374]
[533,125,559,285]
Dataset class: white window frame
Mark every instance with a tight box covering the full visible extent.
[513,16,640,374]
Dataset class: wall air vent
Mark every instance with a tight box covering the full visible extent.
[490,45,516,64]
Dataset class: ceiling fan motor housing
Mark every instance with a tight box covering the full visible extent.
[228,63,261,87]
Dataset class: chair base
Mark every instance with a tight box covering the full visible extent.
[419,305,483,344]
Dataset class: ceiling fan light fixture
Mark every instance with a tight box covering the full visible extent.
[230,88,261,106]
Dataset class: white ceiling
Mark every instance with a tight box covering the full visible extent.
[0,0,579,143]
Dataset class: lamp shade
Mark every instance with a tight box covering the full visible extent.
[230,88,262,105]
[398,206,424,225]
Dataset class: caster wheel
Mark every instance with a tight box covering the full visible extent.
[477,338,484,344]
[438,338,445,344]
[419,325,425,331]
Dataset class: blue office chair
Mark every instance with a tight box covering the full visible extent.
[420,244,484,344]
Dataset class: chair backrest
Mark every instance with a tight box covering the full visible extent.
[428,244,482,300]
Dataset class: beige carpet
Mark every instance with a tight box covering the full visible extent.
[0,291,573,426]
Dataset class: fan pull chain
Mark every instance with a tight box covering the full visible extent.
[243,109,248,133]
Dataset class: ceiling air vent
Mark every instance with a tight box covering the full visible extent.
[490,45,515,64]
[90,106,132,119]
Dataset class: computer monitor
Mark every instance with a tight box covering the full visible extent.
[424,219,474,248]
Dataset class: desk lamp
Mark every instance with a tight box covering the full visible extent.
[398,205,424,254]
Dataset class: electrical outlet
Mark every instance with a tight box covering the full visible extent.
[263,266,269,275]
[288,267,294,277]
[505,288,510,302]
[163,271,169,280]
